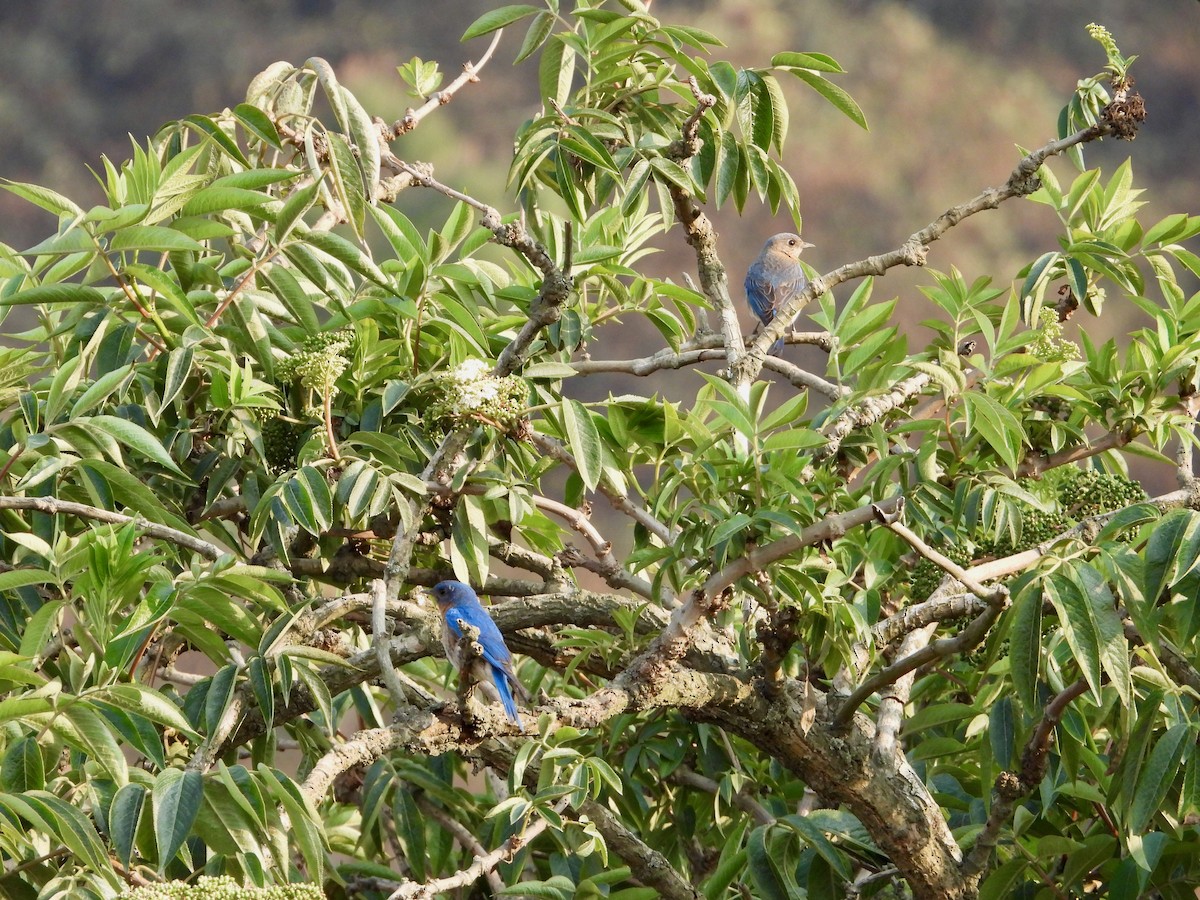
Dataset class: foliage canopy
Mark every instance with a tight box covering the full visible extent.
[0,4,1198,900]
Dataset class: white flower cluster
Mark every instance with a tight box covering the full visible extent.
[432,359,527,429]
[450,357,491,383]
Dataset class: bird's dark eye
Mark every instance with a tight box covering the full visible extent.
[788,239,797,246]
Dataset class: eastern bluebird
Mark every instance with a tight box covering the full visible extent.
[433,580,527,730]
[744,232,814,354]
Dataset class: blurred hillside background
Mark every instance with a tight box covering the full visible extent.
[0,0,1197,490]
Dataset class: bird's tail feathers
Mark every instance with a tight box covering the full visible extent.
[492,669,524,731]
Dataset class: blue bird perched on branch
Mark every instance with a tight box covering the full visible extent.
[433,579,528,730]
[745,232,814,354]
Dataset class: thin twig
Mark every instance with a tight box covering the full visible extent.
[960,679,1089,879]
[386,30,505,137]
[528,431,677,547]
[532,495,654,598]
[831,505,1008,729]
[672,766,775,826]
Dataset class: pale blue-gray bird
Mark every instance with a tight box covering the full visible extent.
[744,233,814,354]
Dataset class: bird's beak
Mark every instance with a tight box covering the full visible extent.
[800,240,815,249]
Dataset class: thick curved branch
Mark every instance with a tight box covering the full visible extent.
[871,592,991,650]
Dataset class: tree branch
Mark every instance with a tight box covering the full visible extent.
[386,800,563,900]
[960,679,1090,880]
[384,30,504,138]
[532,495,654,598]
[528,431,678,547]
[0,495,223,560]
[832,507,1008,729]
[735,119,1120,385]
[413,796,504,897]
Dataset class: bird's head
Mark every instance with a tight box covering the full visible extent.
[432,579,476,611]
[765,232,814,261]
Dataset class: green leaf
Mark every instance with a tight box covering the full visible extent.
[249,656,276,732]
[10,792,117,885]
[233,102,284,150]
[183,114,250,167]
[516,10,556,63]
[23,229,97,256]
[1128,723,1189,833]
[88,415,186,476]
[262,264,321,333]
[0,568,56,592]
[960,392,1023,472]
[1045,574,1102,703]
[771,51,846,73]
[153,769,204,870]
[714,131,740,208]
[1008,581,1042,709]
[0,284,107,307]
[91,684,200,740]
[304,228,389,286]
[451,492,490,588]
[325,132,366,242]
[562,399,603,492]
[259,766,327,883]
[782,69,866,129]
[783,814,853,881]
[109,226,205,253]
[462,5,541,41]
[539,35,575,109]
[161,345,195,409]
[57,703,129,784]
[1067,563,1130,707]
[275,177,323,245]
[180,186,274,217]
[109,783,147,868]
[2,180,85,217]
[563,126,620,175]
[0,736,45,793]
[281,466,334,535]
[1143,509,1200,604]
[747,825,794,900]
[70,365,133,419]
[205,663,241,733]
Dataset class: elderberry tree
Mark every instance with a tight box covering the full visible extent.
[0,6,1197,900]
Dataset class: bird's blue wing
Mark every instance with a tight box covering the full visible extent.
[442,603,470,640]
[745,267,776,324]
[443,597,526,729]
